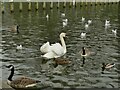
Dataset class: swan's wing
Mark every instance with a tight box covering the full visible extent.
[41,52,57,59]
[51,43,64,56]
[40,42,51,53]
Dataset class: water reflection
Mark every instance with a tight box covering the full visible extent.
[1,3,119,88]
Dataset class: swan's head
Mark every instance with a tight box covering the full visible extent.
[60,33,66,37]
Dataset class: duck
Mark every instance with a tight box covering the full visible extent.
[40,33,67,59]
[80,32,86,39]
[10,25,19,34]
[82,17,85,22]
[112,29,117,36]
[101,63,115,74]
[6,65,39,89]
[80,47,91,57]
[54,57,71,65]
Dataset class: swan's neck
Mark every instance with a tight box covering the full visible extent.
[60,36,66,53]
[8,67,14,81]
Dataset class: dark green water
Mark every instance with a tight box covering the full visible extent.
[1,2,120,88]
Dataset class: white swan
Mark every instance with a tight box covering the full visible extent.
[40,33,67,59]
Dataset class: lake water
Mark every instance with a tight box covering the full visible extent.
[1,2,120,89]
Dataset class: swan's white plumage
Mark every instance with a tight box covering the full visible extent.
[40,42,51,53]
[51,43,65,56]
[40,33,67,59]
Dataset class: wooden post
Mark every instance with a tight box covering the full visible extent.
[99,0,102,5]
[50,2,53,9]
[1,2,4,14]
[80,0,83,7]
[90,0,92,6]
[35,2,39,10]
[95,0,97,6]
[63,1,66,8]
[57,1,59,9]
[43,2,46,9]
[28,2,31,11]
[10,2,14,13]
[19,2,22,12]
[69,1,72,8]
[85,0,87,6]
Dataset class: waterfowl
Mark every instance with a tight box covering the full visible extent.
[63,21,67,27]
[6,65,39,89]
[85,23,89,30]
[101,63,115,74]
[105,20,110,28]
[112,29,117,36]
[40,33,67,59]
[54,57,71,65]
[88,20,92,25]
[16,45,22,50]
[63,18,68,23]
[82,17,85,22]
[80,47,90,57]
[61,13,65,17]
[46,14,49,21]
[10,25,19,34]
[80,32,86,39]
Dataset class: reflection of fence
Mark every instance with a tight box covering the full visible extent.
[1,1,119,13]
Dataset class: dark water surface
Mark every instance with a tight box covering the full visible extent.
[1,3,120,88]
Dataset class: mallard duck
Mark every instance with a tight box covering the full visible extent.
[6,65,39,89]
[54,57,71,65]
[101,63,115,74]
